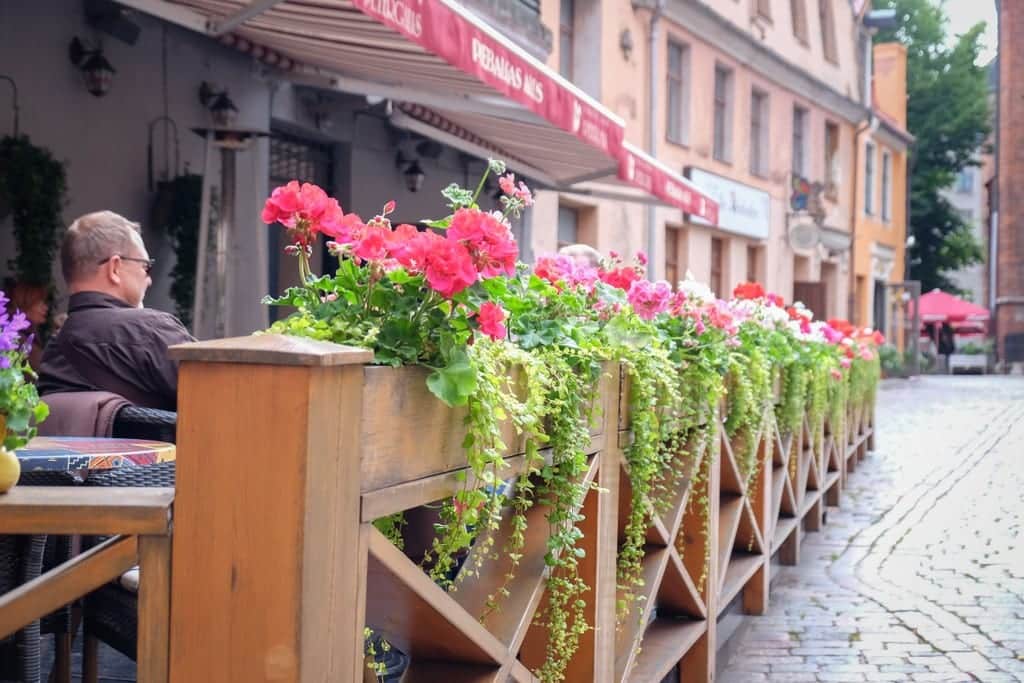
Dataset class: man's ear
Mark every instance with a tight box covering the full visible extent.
[106,256,123,286]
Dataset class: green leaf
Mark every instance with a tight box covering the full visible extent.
[426,352,478,407]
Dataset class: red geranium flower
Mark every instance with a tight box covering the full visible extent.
[447,208,518,278]
[733,281,766,300]
[423,239,478,298]
[599,265,641,291]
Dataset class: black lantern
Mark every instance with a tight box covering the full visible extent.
[403,160,425,193]
[69,37,116,97]
[199,82,239,128]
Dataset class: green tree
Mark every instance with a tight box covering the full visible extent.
[874,0,991,292]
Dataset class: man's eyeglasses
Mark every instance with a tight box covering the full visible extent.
[98,255,156,274]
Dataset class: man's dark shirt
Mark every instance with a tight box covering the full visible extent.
[38,292,195,410]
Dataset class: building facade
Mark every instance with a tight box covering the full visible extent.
[851,42,911,336]
[526,0,908,323]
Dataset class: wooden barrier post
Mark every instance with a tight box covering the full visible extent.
[167,336,372,683]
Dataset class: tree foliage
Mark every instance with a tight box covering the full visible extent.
[873,0,991,292]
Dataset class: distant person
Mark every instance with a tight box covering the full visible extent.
[558,243,602,268]
[4,280,49,371]
[38,211,195,410]
[938,322,956,366]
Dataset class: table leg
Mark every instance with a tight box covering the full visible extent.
[137,535,171,683]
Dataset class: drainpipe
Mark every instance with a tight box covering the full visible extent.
[848,114,877,324]
[645,0,664,280]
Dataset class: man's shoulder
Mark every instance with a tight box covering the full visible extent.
[81,306,194,344]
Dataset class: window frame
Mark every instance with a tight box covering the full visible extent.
[818,0,838,65]
[881,150,892,223]
[559,0,574,80]
[864,141,876,216]
[749,88,770,178]
[557,204,580,248]
[666,39,690,146]
[790,0,809,44]
[792,105,808,178]
[713,65,734,164]
[710,237,725,298]
[755,0,772,21]
[824,120,840,191]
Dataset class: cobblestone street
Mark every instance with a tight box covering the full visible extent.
[720,376,1024,682]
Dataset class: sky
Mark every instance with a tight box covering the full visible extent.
[943,0,998,64]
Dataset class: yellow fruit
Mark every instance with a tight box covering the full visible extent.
[0,447,20,494]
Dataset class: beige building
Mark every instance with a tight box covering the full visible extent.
[529,0,884,317]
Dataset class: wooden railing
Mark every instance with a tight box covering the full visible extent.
[0,487,174,683]
[164,334,875,682]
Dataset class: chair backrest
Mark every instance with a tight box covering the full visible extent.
[112,405,178,444]
[37,391,130,438]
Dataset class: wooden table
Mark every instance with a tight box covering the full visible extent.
[15,437,176,477]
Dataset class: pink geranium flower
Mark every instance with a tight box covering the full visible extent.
[423,239,478,298]
[627,279,672,320]
[476,301,507,340]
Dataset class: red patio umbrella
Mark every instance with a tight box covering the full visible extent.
[909,288,990,324]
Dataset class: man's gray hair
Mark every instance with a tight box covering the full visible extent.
[61,211,144,284]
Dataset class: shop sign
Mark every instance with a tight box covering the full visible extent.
[687,167,771,240]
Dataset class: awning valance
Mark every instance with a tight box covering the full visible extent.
[617,143,719,224]
[142,0,625,184]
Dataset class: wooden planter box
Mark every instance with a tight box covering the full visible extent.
[162,334,875,683]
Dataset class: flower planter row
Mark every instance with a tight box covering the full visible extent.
[162,334,875,683]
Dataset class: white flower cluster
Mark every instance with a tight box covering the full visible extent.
[677,270,715,305]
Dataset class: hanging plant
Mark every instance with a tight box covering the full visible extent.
[0,135,67,288]
[151,173,202,328]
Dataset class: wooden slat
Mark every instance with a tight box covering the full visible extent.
[137,535,172,683]
[719,433,745,496]
[401,660,503,682]
[719,554,763,609]
[614,546,672,682]
[168,333,373,365]
[771,517,800,556]
[659,549,707,619]
[716,496,744,594]
[508,659,538,682]
[0,536,138,639]
[736,499,766,556]
[365,528,508,665]
[625,619,706,682]
[0,487,173,535]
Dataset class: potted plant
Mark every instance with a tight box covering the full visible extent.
[0,289,49,492]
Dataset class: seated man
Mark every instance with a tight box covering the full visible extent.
[38,211,195,411]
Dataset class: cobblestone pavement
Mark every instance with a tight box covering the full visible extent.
[720,375,1024,683]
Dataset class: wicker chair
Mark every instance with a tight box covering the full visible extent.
[0,404,176,683]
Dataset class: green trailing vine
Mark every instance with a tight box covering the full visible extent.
[151,173,202,328]
[0,135,66,288]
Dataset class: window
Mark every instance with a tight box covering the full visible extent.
[713,66,734,163]
[666,40,690,145]
[557,205,579,248]
[881,151,892,222]
[791,0,808,43]
[750,89,769,177]
[818,0,838,64]
[755,0,772,20]
[792,106,808,177]
[559,0,574,79]
[746,245,760,283]
[665,227,681,288]
[825,121,840,190]
[956,168,974,194]
[864,141,876,216]
[710,237,724,298]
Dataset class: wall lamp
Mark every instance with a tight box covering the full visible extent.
[69,37,116,97]
[199,81,239,128]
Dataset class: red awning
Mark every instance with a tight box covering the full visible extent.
[140,0,625,185]
[909,289,990,324]
[617,143,719,224]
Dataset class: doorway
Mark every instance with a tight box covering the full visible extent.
[267,131,335,321]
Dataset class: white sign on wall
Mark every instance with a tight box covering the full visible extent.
[687,167,771,241]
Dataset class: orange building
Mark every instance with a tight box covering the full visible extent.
[851,43,912,336]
